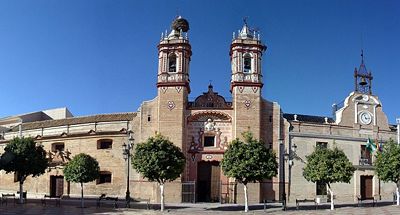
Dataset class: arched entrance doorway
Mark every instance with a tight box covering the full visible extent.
[197,161,220,202]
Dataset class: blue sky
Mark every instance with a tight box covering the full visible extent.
[0,0,399,123]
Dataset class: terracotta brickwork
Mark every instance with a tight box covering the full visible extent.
[0,17,397,205]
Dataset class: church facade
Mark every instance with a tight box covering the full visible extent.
[0,17,397,204]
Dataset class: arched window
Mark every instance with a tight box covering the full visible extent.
[168,53,177,73]
[243,53,252,73]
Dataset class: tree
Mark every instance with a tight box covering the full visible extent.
[132,133,185,211]
[303,145,355,210]
[221,132,278,212]
[64,153,100,208]
[374,139,400,206]
[0,137,48,203]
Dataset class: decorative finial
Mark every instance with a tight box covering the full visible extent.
[243,16,249,26]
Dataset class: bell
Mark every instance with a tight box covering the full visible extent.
[359,77,367,86]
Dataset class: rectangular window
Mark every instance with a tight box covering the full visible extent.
[97,139,113,149]
[316,181,327,195]
[204,136,215,147]
[97,172,112,184]
[316,142,328,149]
[52,143,65,152]
[360,145,371,165]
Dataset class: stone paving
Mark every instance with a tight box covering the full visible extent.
[1,200,400,214]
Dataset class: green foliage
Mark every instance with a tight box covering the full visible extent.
[221,132,278,185]
[303,146,355,186]
[64,153,100,183]
[132,134,186,184]
[1,137,48,182]
[374,139,400,184]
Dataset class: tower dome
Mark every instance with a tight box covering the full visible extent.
[172,16,190,32]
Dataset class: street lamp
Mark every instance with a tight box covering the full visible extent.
[282,140,297,210]
[283,142,297,167]
[122,130,134,207]
[396,118,400,145]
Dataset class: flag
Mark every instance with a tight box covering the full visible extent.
[378,142,383,152]
[375,137,381,152]
[366,138,376,153]
[378,137,384,152]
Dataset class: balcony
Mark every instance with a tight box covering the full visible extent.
[359,157,372,166]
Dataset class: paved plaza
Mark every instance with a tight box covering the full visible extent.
[0,200,400,215]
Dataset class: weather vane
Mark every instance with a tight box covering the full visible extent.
[243,16,249,26]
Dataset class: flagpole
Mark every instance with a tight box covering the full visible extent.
[396,118,400,145]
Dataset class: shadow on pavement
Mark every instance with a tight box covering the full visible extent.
[206,204,264,211]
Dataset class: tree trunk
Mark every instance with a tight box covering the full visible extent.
[244,183,249,212]
[81,182,84,208]
[19,180,24,204]
[160,183,165,211]
[327,184,334,210]
[397,184,399,206]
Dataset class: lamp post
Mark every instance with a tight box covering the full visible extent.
[122,131,134,207]
[396,118,400,145]
[283,140,297,210]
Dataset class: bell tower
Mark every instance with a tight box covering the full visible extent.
[156,16,191,148]
[230,21,266,139]
[354,50,373,95]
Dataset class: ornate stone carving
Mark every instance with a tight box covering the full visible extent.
[187,111,232,122]
[167,101,176,110]
[220,136,228,150]
[47,149,71,167]
[188,84,232,109]
[204,118,216,131]
[244,100,251,109]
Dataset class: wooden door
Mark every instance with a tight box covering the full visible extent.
[50,176,64,197]
[197,162,211,202]
[210,162,221,202]
[360,176,373,199]
[197,161,220,202]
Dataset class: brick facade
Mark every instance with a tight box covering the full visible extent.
[0,17,397,204]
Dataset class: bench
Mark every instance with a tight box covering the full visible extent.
[41,195,61,207]
[357,195,377,207]
[1,193,16,206]
[96,194,118,208]
[263,199,286,211]
[296,198,316,210]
